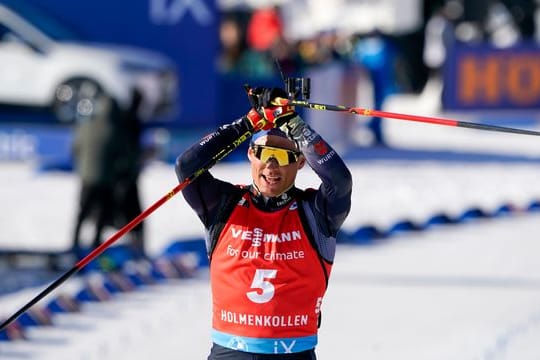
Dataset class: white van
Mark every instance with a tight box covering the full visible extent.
[0,0,178,123]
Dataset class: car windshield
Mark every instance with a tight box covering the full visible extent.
[0,0,81,41]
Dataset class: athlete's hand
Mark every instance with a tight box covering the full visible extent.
[244,87,297,131]
[253,87,296,128]
[245,107,272,131]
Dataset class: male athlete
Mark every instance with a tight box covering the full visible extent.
[175,87,352,359]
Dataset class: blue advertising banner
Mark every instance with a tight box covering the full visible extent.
[0,124,71,163]
[28,0,219,127]
[443,42,540,110]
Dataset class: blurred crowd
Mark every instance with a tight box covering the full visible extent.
[217,0,539,95]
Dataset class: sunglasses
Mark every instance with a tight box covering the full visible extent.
[251,145,301,166]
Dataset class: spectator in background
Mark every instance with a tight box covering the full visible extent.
[246,6,283,52]
[71,90,146,261]
[71,92,116,258]
[351,34,401,146]
[217,14,247,74]
[218,6,300,79]
[111,90,145,259]
[218,12,274,78]
[247,5,300,76]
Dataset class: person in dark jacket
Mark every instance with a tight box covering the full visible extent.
[71,90,145,260]
[71,94,118,256]
[175,87,352,359]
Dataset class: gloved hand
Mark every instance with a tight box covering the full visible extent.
[257,87,297,126]
[246,107,272,131]
[246,87,296,130]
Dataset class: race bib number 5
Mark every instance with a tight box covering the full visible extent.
[246,269,277,303]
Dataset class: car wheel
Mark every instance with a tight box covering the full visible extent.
[53,78,109,123]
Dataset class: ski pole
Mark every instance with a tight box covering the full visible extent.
[0,128,254,331]
[287,99,540,137]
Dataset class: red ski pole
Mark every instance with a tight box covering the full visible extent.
[288,99,540,137]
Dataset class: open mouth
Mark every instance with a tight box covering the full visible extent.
[262,174,281,185]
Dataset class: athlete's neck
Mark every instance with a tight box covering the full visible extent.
[250,183,295,209]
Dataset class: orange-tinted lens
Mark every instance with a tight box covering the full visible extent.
[252,145,299,166]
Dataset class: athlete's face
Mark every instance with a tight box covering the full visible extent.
[248,135,305,197]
